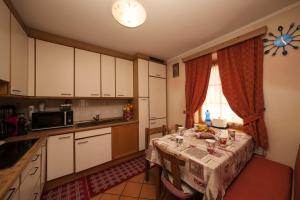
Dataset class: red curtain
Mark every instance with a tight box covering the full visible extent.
[185,54,212,128]
[217,36,268,149]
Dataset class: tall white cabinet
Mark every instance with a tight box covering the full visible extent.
[75,49,101,97]
[36,40,74,97]
[0,0,10,82]
[10,15,28,96]
[135,59,167,151]
[149,77,167,119]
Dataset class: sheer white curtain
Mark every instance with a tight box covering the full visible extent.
[196,64,242,124]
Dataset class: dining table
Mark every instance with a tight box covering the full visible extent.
[146,128,254,200]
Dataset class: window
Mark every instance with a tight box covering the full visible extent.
[195,65,243,124]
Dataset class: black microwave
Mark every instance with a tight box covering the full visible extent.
[31,111,73,131]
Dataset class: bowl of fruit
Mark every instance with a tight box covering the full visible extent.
[194,124,215,139]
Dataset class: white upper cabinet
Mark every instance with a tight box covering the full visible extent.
[101,54,115,97]
[116,58,133,97]
[0,1,10,82]
[75,49,100,97]
[138,59,148,97]
[27,37,35,96]
[149,77,167,119]
[149,61,166,78]
[36,40,74,97]
[10,15,28,96]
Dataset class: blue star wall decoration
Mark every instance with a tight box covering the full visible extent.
[263,23,300,56]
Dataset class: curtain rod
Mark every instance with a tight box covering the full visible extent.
[182,26,268,63]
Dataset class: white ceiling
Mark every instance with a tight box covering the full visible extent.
[12,0,299,59]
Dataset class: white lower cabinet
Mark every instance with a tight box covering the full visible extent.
[4,178,19,200]
[40,143,46,190]
[47,133,74,181]
[75,129,112,172]
[20,147,41,200]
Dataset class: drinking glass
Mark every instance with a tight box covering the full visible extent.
[228,130,236,141]
[205,139,216,154]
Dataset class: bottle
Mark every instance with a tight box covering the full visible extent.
[205,110,211,127]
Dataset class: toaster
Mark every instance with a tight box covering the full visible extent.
[211,118,228,128]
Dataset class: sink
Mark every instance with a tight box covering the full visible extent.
[76,118,127,128]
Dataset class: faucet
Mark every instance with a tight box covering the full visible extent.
[93,114,100,122]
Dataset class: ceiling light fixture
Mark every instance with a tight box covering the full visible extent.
[112,0,146,28]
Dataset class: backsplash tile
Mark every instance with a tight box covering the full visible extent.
[72,100,124,122]
[0,99,127,123]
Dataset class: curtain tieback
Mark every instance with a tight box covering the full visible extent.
[244,110,265,125]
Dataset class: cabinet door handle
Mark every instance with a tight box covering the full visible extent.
[150,122,156,125]
[117,94,124,97]
[90,93,99,96]
[140,98,148,101]
[61,93,71,96]
[32,154,40,162]
[156,74,161,77]
[33,193,39,200]
[30,167,39,175]
[6,188,16,200]
[58,136,71,140]
[77,141,88,145]
[12,89,21,93]
[103,94,111,97]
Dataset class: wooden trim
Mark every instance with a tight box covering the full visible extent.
[44,150,145,191]
[27,28,134,61]
[182,26,268,62]
[0,95,134,100]
[3,0,28,34]
[135,53,150,60]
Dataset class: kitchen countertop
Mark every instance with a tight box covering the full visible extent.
[0,119,138,200]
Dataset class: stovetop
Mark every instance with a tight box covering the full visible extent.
[0,139,38,170]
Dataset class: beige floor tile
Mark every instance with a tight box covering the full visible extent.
[120,196,138,200]
[139,184,156,200]
[100,193,120,200]
[129,173,145,183]
[104,182,127,195]
[122,182,142,198]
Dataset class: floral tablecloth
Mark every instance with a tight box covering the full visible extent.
[146,129,254,200]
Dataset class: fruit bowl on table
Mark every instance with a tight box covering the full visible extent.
[194,128,216,139]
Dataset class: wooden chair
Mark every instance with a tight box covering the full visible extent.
[155,143,199,200]
[165,124,182,135]
[145,125,168,181]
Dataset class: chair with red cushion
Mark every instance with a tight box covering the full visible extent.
[224,155,293,200]
[294,144,300,200]
[155,142,201,200]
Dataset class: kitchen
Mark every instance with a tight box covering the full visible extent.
[1,1,300,200]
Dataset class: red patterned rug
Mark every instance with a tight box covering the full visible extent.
[41,177,89,200]
[41,155,145,200]
[87,155,145,196]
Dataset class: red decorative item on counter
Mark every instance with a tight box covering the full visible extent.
[123,104,134,121]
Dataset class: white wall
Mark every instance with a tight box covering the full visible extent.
[167,3,300,168]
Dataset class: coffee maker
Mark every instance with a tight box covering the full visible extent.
[0,105,27,139]
[0,105,16,139]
